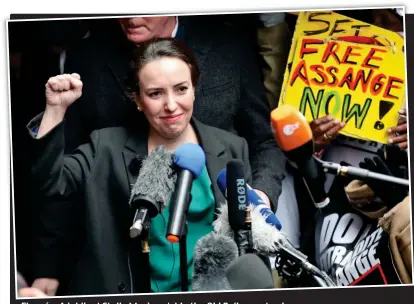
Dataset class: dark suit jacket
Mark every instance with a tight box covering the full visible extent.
[29,114,253,295]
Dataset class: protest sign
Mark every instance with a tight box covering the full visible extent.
[279,11,406,143]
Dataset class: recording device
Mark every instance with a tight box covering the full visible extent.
[192,232,238,291]
[270,104,330,208]
[224,160,253,255]
[225,254,274,290]
[166,143,206,243]
[270,104,410,189]
[217,168,282,230]
[129,146,177,238]
[213,198,336,287]
[192,232,275,291]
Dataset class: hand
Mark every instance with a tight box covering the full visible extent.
[309,115,346,152]
[359,156,408,207]
[379,144,408,179]
[18,287,48,298]
[253,189,271,207]
[45,73,83,110]
[31,278,59,297]
[387,108,407,149]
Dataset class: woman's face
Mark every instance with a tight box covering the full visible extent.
[137,57,195,140]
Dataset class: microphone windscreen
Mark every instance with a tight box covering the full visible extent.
[270,105,327,205]
[130,146,177,211]
[270,104,313,154]
[173,143,206,178]
[192,232,238,291]
[226,159,248,231]
[214,202,285,254]
[226,253,274,290]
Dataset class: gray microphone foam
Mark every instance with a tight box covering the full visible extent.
[192,232,239,291]
[129,146,177,209]
[226,253,274,290]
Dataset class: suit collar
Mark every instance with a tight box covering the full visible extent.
[191,117,227,211]
[191,117,225,157]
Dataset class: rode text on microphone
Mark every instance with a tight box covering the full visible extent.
[226,159,253,255]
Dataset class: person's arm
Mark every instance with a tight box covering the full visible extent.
[257,13,290,110]
[27,74,99,296]
[30,74,99,198]
[235,36,285,212]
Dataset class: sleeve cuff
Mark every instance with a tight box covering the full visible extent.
[26,112,44,138]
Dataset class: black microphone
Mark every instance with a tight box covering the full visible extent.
[225,254,274,290]
[191,232,239,291]
[129,146,177,238]
[226,159,253,254]
[271,105,329,208]
[166,143,206,242]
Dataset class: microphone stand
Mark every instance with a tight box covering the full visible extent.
[235,206,254,255]
[179,221,188,292]
[273,238,336,287]
[141,225,152,293]
[314,156,410,187]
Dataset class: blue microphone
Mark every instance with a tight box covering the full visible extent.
[166,143,206,242]
[217,168,282,230]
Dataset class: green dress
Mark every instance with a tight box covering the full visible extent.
[149,166,215,292]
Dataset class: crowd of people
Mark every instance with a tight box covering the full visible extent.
[8,9,410,297]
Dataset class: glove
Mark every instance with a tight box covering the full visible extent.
[359,156,409,207]
[379,144,409,179]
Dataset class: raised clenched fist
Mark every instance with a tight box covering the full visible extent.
[45,73,83,109]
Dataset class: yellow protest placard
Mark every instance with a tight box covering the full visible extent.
[279,11,406,143]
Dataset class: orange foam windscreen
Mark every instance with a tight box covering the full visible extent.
[270,104,313,152]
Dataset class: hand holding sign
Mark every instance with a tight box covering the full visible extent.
[310,115,346,151]
[387,108,407,149]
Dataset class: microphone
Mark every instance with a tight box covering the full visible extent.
[166,143,206,243]
[191,232,238,291]
[217,168,282,230]
[315,158,410,187]
[270,105,410,189]
[225,159,253,254]
[129,146,177,238]
[214,200,336,286]
[270,104,329,208]
[226,254,274,290]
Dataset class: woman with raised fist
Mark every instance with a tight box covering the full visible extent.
[28,38,256,296]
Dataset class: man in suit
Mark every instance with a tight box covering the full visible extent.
[31,16,286,295]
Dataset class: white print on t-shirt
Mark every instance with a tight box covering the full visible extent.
[316,212,384,286]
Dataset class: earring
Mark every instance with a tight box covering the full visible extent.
[137,105,142,111]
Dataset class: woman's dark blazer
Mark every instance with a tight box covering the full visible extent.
[28,114,253,295]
